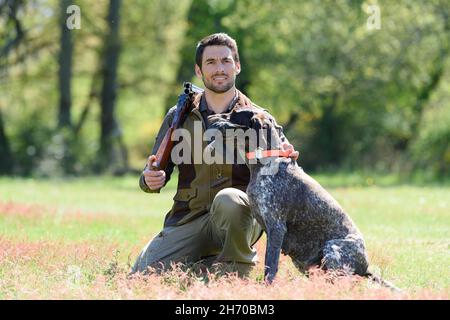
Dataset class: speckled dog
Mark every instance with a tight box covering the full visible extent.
[209,108,395,287]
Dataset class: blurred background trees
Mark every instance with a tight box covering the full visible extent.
[0,0,448,180]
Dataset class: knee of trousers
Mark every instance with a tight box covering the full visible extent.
[211,187,253,228]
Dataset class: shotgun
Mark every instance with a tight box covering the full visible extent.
[151,82,204,171]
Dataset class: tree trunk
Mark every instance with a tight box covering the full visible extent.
[57,0,73,128]
[0,110,13,174]
[99,0,122,171]
[0,0,25,58]
[0,0,26,175]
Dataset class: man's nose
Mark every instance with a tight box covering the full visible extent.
[215,62,225,73]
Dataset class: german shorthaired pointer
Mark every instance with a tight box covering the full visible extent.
[208,108,398,290]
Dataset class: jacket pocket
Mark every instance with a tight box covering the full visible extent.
[173,188,197,202]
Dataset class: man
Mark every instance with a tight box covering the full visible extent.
[131,33,298,277]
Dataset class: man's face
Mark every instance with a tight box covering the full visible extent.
[195,45,241,94]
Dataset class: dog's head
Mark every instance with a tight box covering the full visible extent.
[207,108,284,164]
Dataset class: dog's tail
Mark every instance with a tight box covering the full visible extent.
[364,272,402,293]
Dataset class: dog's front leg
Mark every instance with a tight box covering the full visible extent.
[264,221,287,284]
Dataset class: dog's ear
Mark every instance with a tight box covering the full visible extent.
[229,109,256,128]
[254,111,277,128]
[263,112,276,125]
[208,113,246,133]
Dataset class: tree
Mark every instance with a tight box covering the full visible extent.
[0,0,26,174]
[0,110,13,174]
[57,0,74,129]
[98,0,124,172]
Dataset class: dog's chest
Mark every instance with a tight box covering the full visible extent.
[247,160,297,222]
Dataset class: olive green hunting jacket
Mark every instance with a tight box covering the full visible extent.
[139,90,287,227]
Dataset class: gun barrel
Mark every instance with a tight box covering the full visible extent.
[183,82,204,94]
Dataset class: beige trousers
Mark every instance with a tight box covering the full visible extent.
[131,187,263,275]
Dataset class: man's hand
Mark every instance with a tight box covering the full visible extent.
[281,142,299,161]
[143,155,166,190]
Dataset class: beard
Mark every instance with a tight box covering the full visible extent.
[202,74,236,94]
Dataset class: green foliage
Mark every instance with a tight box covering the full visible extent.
[222,0,449,174]
[9,109,55,176]
[9,113,94,177]
[0,0,449,179]
[411,95,450,179]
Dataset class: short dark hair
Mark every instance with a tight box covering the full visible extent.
[195,33,240,68]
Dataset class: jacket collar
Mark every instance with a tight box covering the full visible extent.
[192,89,253,113]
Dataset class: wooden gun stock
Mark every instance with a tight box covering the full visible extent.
[151,82,203,171]
[151,127,175,171]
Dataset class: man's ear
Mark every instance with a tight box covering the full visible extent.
[195,64,203,79]
[235,61,241,75]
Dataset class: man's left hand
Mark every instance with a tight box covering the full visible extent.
[281,142,299,161]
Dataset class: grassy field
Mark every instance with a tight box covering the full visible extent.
[0,174,448,299]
